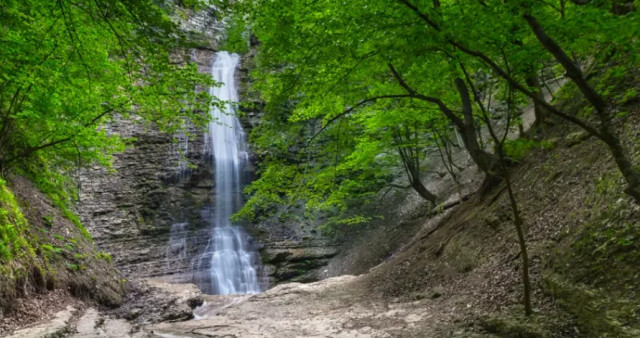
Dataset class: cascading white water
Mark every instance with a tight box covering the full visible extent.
[199,51,260,295]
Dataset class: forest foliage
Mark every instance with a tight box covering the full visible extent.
[0,0,216,209]
[1,0,639,320]
[217,0,640,227]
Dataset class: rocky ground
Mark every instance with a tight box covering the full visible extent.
[4,275,488,338]
[0,290,79,335]
[150,275,465,338]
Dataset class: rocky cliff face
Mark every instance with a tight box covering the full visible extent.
[77,15,338,290]
[77,110,216,282]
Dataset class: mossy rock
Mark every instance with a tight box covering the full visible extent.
[565,130,591,147]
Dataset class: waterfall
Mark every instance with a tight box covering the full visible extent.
[196,51,260,295]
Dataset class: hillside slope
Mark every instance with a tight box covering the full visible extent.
[363,114,640,336]
[0,176,123,335]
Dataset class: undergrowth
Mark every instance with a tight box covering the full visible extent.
[0,178,40,310]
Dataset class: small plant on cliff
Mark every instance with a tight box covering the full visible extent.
[97,251,113,262]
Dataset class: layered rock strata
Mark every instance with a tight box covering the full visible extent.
[78,45,336,290]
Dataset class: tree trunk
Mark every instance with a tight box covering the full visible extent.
[479,80,533,317]
[454,78,500,177]
[411,178,438,204]
[600,128,640,201]
[394,134,439,205]
[387,64,500,179]
[504,169,532,316]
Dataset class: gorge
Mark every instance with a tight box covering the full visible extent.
[1,1,640,337]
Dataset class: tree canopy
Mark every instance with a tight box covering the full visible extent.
[0,0,215,176]
[220,0,640,227]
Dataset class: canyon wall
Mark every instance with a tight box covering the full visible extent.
[76,13,337,289]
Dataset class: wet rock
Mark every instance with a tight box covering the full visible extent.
[110,279,203,325]
[263,245,339,262]
[260,241,339,283]
[77,117,218,282]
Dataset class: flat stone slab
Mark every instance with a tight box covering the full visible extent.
[7,306,77,338]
